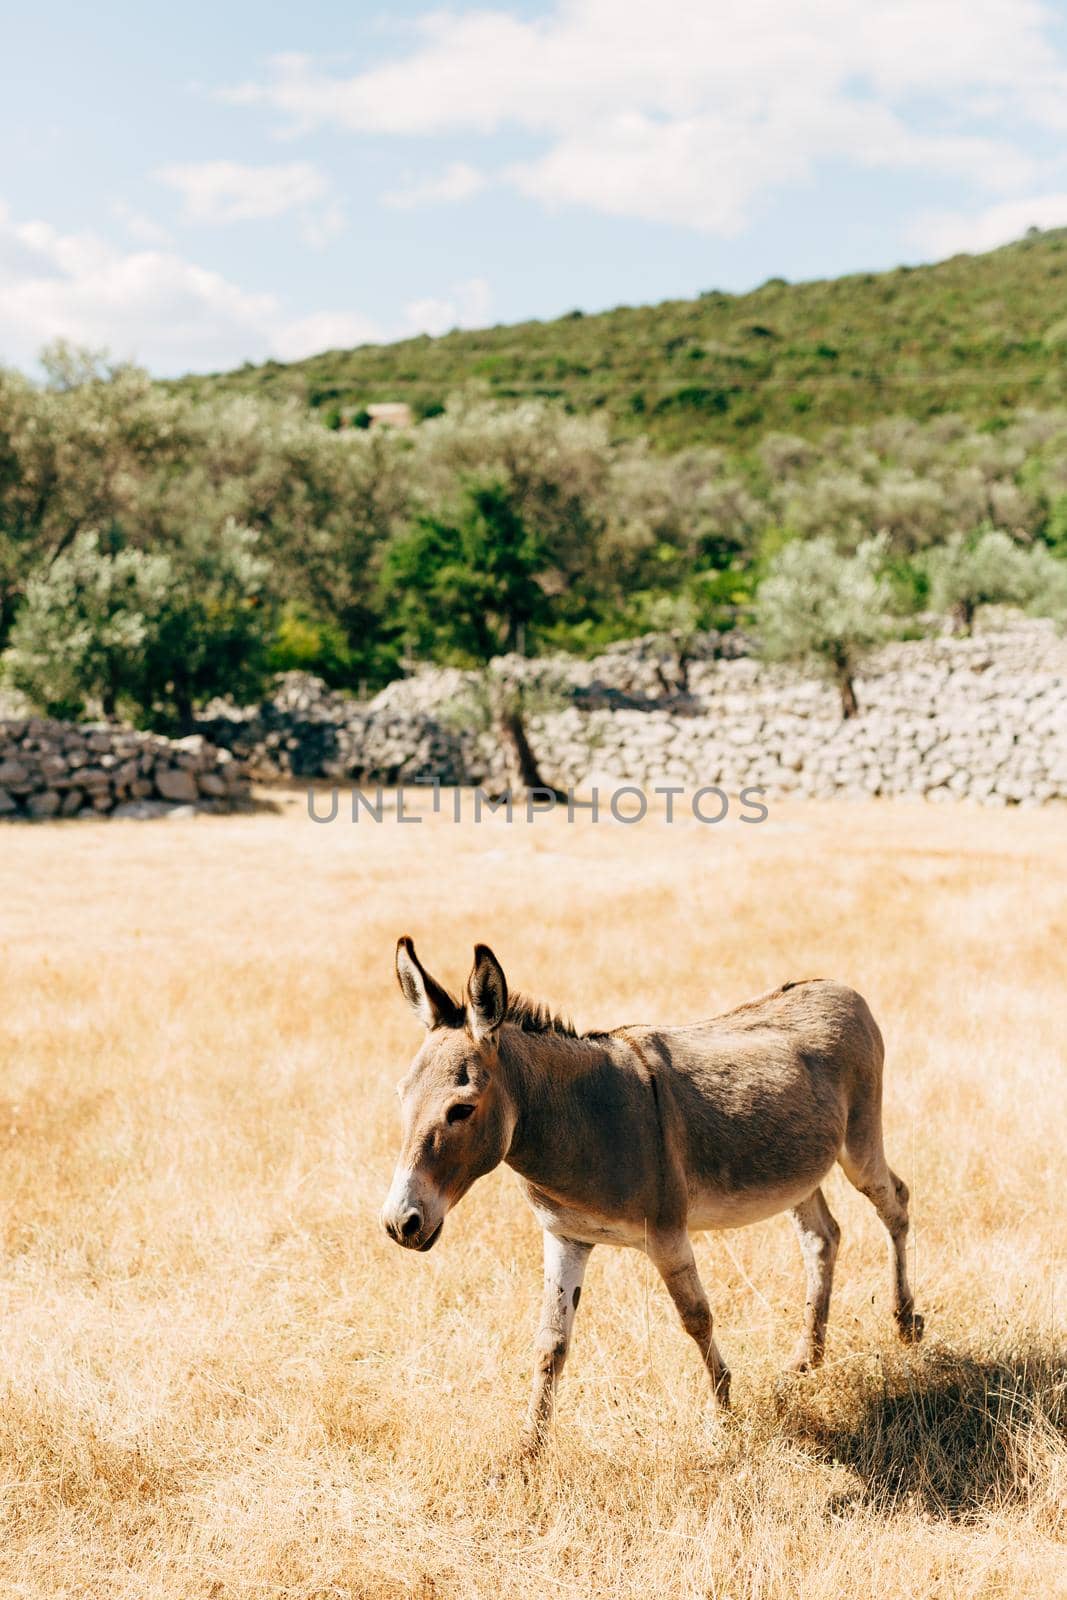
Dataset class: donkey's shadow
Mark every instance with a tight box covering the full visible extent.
[780,1343,1067,1519]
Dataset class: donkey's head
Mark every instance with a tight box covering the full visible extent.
[381,937,514,1252]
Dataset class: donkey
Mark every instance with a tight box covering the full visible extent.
[381,938,923,1452]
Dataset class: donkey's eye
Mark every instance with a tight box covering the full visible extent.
[446,1102,476,1125]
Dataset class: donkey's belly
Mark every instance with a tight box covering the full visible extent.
[524,1172,831,1246]
[687,1174,831,1231]
[524,1194,653,1249]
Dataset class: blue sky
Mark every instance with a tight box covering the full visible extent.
[4,0,1067,376]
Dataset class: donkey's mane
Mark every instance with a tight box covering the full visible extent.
[431,986,586,1038]
[485,980,827,1040]
[503,991,583,1038]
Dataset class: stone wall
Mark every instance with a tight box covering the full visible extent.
[7,614,1058,820]
[524,618,1067,806]
[0,720,250,820]
[198,671,471,786]
[202,613,1066,808]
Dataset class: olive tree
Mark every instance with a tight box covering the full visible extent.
[410,397,616,598]
[923,528,1031,633]
[1022,542,1067,629]
[756,535,892,718]
[3,531,171,720]
[3,522,271,729]
[444,662,569,799]
[0,352,412,684]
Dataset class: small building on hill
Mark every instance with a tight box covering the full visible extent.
[366,402,414,430]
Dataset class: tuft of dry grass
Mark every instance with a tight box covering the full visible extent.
[0,792,1064,1599]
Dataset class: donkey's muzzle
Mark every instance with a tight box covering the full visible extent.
[399,1207,422,1240]
[382,1207,443,1252]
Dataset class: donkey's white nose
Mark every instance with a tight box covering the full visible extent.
[381,1198,423,1244]
[398,1207,422,1240]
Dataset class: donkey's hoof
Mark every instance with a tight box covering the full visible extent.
[895,1308,925,1344]
[518,1428,546,1463]
[485,1446,537,1489]
[786,1340,824,1374]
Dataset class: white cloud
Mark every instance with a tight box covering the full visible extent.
[909,194,1067,258]
[155,159,345,250]
[110,200,173,248]
[384,161,488,210]
[510,102,1036,233]
[156,159,330,223]
[404,276,491,337]
[0,200,379,375]
[298,201,347,250]
[222,1,1067,233]
[151,157,343,254]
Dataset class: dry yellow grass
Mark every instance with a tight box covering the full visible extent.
[0,792,1064,1599]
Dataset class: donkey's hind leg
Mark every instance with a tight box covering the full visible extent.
[787,1187,840,1372]
[839,1131,924,1344]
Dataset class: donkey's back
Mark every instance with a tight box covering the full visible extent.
[642,979,889,1233]
[669,976,883,1084]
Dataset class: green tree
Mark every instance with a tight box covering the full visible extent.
[1044,494,1067,555]
[383,480,553,661]
[923,528,1031,634]
[137,521,273,730]
[1022,542,1067,630]
[3,530,170,719]
[0,359,201,643]
[0,350,411,683]
[3,523,271,730]
[443,663,569,798]
[411,398,615,599]
[39,338,113,392]
[756,535,892,718]
[381,481,561,792]
[634,592,703,696]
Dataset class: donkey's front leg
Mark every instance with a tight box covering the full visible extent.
[521,1232,593,1454]
[649,1234,731,1408]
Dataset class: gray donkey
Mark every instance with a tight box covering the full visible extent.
[382,939,923,1452]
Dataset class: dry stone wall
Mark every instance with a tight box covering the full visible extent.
[0,720,249,821]
[524,622,1067,806]
[203,614,1066,808]
[10,615,1059,821]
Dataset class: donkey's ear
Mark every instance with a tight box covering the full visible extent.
[396,937,462,1030]
[466,944,508,1043]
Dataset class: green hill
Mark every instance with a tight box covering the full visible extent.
[175,230,1067,449]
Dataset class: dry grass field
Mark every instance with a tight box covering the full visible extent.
[0,792,1064,1599]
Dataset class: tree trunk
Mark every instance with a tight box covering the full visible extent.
[677,640,691,695]
[497,706,564,801]
[828,643,860,720]
[0,587,15,654]
[837,669,859,719]
[653,633,691,698]
[952,597,975,636]
[830,653,860,719]
[174,688,195,736]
